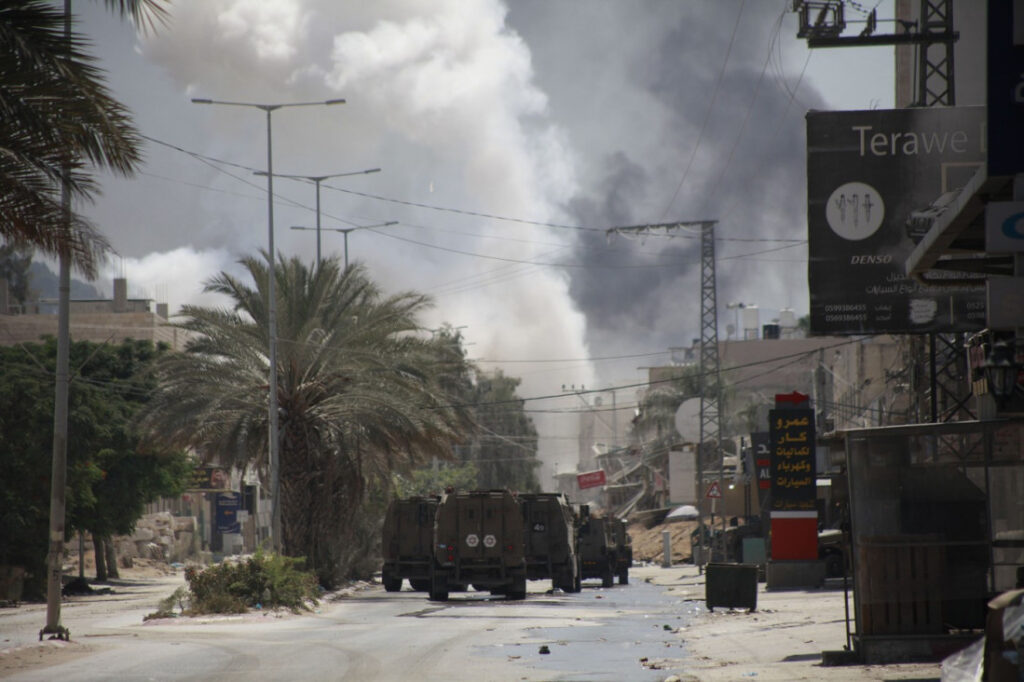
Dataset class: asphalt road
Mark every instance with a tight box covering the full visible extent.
[1,571,699,681]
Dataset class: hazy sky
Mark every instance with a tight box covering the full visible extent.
[67,0,896,479]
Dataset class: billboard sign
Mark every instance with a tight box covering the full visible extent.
[807,107,987,334]
[188,466,231,492]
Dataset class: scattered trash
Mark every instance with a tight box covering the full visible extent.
[539,645,551,655]
[663,624,673,631]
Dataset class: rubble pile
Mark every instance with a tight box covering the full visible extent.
[627,520,698,564]
[118,512,198,563]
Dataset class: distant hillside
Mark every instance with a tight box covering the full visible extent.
[28,262,103,301]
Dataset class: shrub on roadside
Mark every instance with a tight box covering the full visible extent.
[183,550,319,615]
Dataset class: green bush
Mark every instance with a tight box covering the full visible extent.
[184,550,319,614]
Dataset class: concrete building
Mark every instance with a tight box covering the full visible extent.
[0,277,188,351]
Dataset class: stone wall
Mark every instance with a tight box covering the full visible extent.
[114,512,198,564]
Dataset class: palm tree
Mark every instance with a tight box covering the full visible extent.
[0,0,164,273]
[137,254,475,586]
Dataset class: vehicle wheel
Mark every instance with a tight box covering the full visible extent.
[601,562,614,588]
[506,575,527,600]
[428,568,449,602]
[409,578,431,592]
[618,568,629,585]
[382,569,402,592]
[574,574,582,592]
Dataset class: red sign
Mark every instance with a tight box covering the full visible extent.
[705,481,722,499]
[774,391,810,405]
[576,469,607,490]
[770,513,818,560]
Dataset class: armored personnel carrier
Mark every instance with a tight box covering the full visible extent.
[578,515,617,587]
[429,489,527,601]
[518,492,581,592]
[578,514,631,587]
[380,496,438,592]
[609,517,633,585]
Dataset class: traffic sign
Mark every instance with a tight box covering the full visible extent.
[705,481,722,499]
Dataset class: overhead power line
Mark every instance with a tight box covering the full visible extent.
[141,134,804,244]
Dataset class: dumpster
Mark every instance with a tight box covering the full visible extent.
[705,562,757,612]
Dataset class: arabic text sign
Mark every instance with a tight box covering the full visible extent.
[769,409,816,512]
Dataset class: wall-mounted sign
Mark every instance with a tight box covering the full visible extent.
[807,107,987,334]
[986,202,1024,252]
[188,466,231,492]
[751,431,771,492]
[576,469,607,490]
[215,492,241,534]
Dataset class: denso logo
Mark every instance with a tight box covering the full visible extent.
[1001,212,1024,240]
[850,255,892,264]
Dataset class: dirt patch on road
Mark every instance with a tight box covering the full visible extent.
[0,639,94,678]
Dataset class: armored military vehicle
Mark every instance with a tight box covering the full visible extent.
[578,514,631,587]
[578,515,616,587]
[429,489,527,601]
[609,517,633,585]
[381,496,438,592]
[518,492,581,592]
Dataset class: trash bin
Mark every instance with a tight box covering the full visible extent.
[705,562,757,612]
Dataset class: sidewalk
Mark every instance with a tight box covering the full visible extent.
[632,563,944,681]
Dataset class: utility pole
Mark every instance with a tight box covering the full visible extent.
[41,0,73,642]
[192,96,345,552]
[256,167,380,266]
[608,220,721,564]
[794,0,971,428]
[697,222,726,558]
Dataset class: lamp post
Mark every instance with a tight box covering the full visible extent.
[292,221,398,268]
[256,168,380,265]
[191,96,344,552]
[983,340,1021,408]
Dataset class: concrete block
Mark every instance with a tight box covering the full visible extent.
[173,516,196,533]
[766,560,826,590]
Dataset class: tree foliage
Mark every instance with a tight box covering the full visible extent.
[136,255,476,586]
[468,370,540,492]
[0,1,166,273]
[0,339,190,597]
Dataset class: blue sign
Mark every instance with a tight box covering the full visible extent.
[215,492,241,533]
[986,202,1024,252]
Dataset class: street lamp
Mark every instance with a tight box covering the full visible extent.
[191,96,344,552]
[256,168,380,265]
[983,340,1021,408]
[292,221,398,268]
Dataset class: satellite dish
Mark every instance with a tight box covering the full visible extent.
[674,397,702,442]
